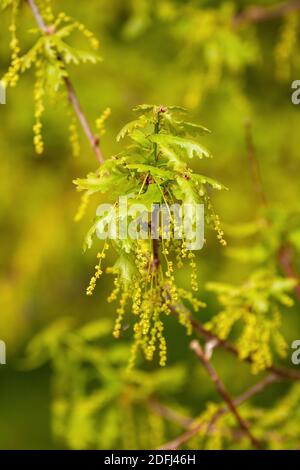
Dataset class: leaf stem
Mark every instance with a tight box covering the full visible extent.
[151,108,163,269]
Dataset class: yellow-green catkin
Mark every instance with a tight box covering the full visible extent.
[145,308,159,361]
[177,305,193,336]
[86,243,109,296]
[74,191,90,222]
[2,0,21,88]
[107,232,206,369]
[96,108,111,136]
[128,319,144,371]
[107,276,121,303]
[55,12,99,50]
[180,240,188,259]
[74,20,99,50]
[33,61,45,155]
[158,325,167,366]
[236,314,273,374]
[207,197,226,246]
[69,114,80,157]
[132,280,142,315]
[214,215,226,246]
[188,251,198,291]
[37,0,54,24]
[175,241,184,268]
[135,241,149,274]
[178,287,206,312]
[176,287,205,336]
[113,290,129,338]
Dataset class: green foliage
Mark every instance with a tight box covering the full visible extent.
[184,382,300,450]
[74,104,226,368]
[1,2,101,154]
[117,0,300,108]
[23,318,187,449]
[254,383,300,450]
[226,207,300,265]
[1,0,300,452]
[206,270,296,373]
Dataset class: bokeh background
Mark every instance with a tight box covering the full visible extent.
[0,0,299,449]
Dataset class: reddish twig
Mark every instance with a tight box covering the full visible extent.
[168,301,300,381]
[233,0,300,27]
[161,373,279,450]
[189,340,262,450]
[278,245,300,301]
[26,0,104,164]
[63,76,103,163]
[152,239,160,271]
[189,314,300,381]
[149,400,193,429]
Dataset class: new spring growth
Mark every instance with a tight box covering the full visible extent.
[1,1,102,156]
[86,242,109,295]
[96,107,111,136]
[78,104,227,368]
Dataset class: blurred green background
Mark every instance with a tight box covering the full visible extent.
[0,0,299,449]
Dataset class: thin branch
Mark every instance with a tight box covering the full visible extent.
[63,76,103,164]
[27,0,48,31]
[189,314,300,381]
[234,373,279,405]
[278,245,300,301]
[161,373,279,450]
[189,340,262,450]
[26,0,104,164]
[149,400,193,429]
[152,239,160,271]
[233,0,300,28]
[168,301,300,381]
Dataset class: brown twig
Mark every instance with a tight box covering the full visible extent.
[149,400,193,429]
[26,0,104,164]
[168,301,300,381]
[278,245,300,301]
[152,239,160,271]
[189,340,262,450]
[189,313,300,381]
[150,109,163,271]
[161,373,279,450]
[233,0,300,28]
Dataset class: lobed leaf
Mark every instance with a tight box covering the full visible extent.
[150,134,211,160]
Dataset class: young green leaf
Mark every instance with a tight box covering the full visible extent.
[150,134,211,160]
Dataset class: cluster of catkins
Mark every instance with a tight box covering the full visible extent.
[87,238,205,368]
